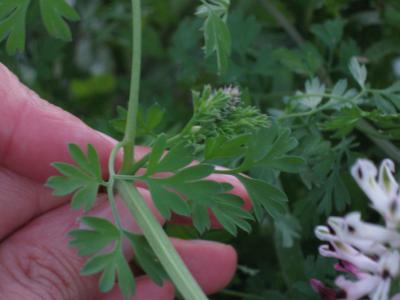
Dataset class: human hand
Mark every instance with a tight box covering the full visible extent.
[0,64,250,299]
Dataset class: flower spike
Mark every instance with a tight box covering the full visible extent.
[314,159,400,300]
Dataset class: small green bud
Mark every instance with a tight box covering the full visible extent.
[185,85,269,150]
[191,125,202,133]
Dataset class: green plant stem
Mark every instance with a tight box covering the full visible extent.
[259,0,332,86]
[114,174,140,181]
[107,143,124,229]
[116,180,208,300]
[356,119,400,163]
[122,0,142,172]
[278,102,333,120]
[116,2,208,298]
[278,91,365,120]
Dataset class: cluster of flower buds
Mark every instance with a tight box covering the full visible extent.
[186,85,268,149]
[312,159,400,300]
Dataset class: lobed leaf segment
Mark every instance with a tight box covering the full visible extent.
[0,0,79,54]
[196,0,231,74]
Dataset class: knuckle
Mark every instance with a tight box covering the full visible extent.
[0,242,84,300]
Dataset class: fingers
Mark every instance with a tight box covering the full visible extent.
[0,63,148,182]
[172,238,237,295]
[0,167,65,240]
[0,154,248,242]
[101,239,237,299]
[98,239,237,300]
[0,187,237,300]
[100,239,237,300]
[0,63,250,237]
[0,187,163,300]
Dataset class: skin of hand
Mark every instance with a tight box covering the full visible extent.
[0,64,251,300]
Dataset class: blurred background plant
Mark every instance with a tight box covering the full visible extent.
[3,0,400,299]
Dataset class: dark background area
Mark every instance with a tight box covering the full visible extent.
[2,0,400,299]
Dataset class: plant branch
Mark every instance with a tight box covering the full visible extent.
[277,91,365,120]
[276,91,400,162]
[107,143,124,229]
[122,0,142,172]
[259,0,332,86]
[259,0,304,46]
[356,119,400,163]
[116,181,208,300]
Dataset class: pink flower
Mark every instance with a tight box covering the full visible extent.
[310,279,340,300]
[313,159,400,300]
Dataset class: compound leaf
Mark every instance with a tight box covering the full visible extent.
[154,143,193,173]
[0,0,30,54]
[197,0,231,74]
[147,180,191,219]
[311,18,346,49]
[39,0,80,41]
[212,194,253,235]
[47,144,103,211]
[125,232,168,285]
[238,126,305,173]
[349,57,367,88]
[81,248,135,300]
[69,216,119,256]
[238,176,287,221]
[204,10,231,74]
[146,134,168,176]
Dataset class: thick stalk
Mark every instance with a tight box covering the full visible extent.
[118,2,207,298]
[116,180,208,300]
[122,0,142,171]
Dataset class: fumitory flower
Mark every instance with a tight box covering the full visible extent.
[313,159,400,300]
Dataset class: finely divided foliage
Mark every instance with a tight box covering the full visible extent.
[47,144,104,211]
[196,0,231,74]
[46,83,301,298]
[5,1,400,299]
[0,0,79,54]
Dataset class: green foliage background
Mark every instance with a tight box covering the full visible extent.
[3,0,400,298]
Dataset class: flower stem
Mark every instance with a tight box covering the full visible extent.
[116,2,208,299]
[116,180,208,300]
[277,91,365,120]
[122,0,142,172]
[107,143,124,229]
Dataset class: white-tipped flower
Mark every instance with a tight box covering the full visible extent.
[335,273,380,300]
[314,159,400,300]
[318,243,379,273]
[351,159,392,220]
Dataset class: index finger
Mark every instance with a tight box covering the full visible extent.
[0,63,147,182]
[0,64,251,211]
